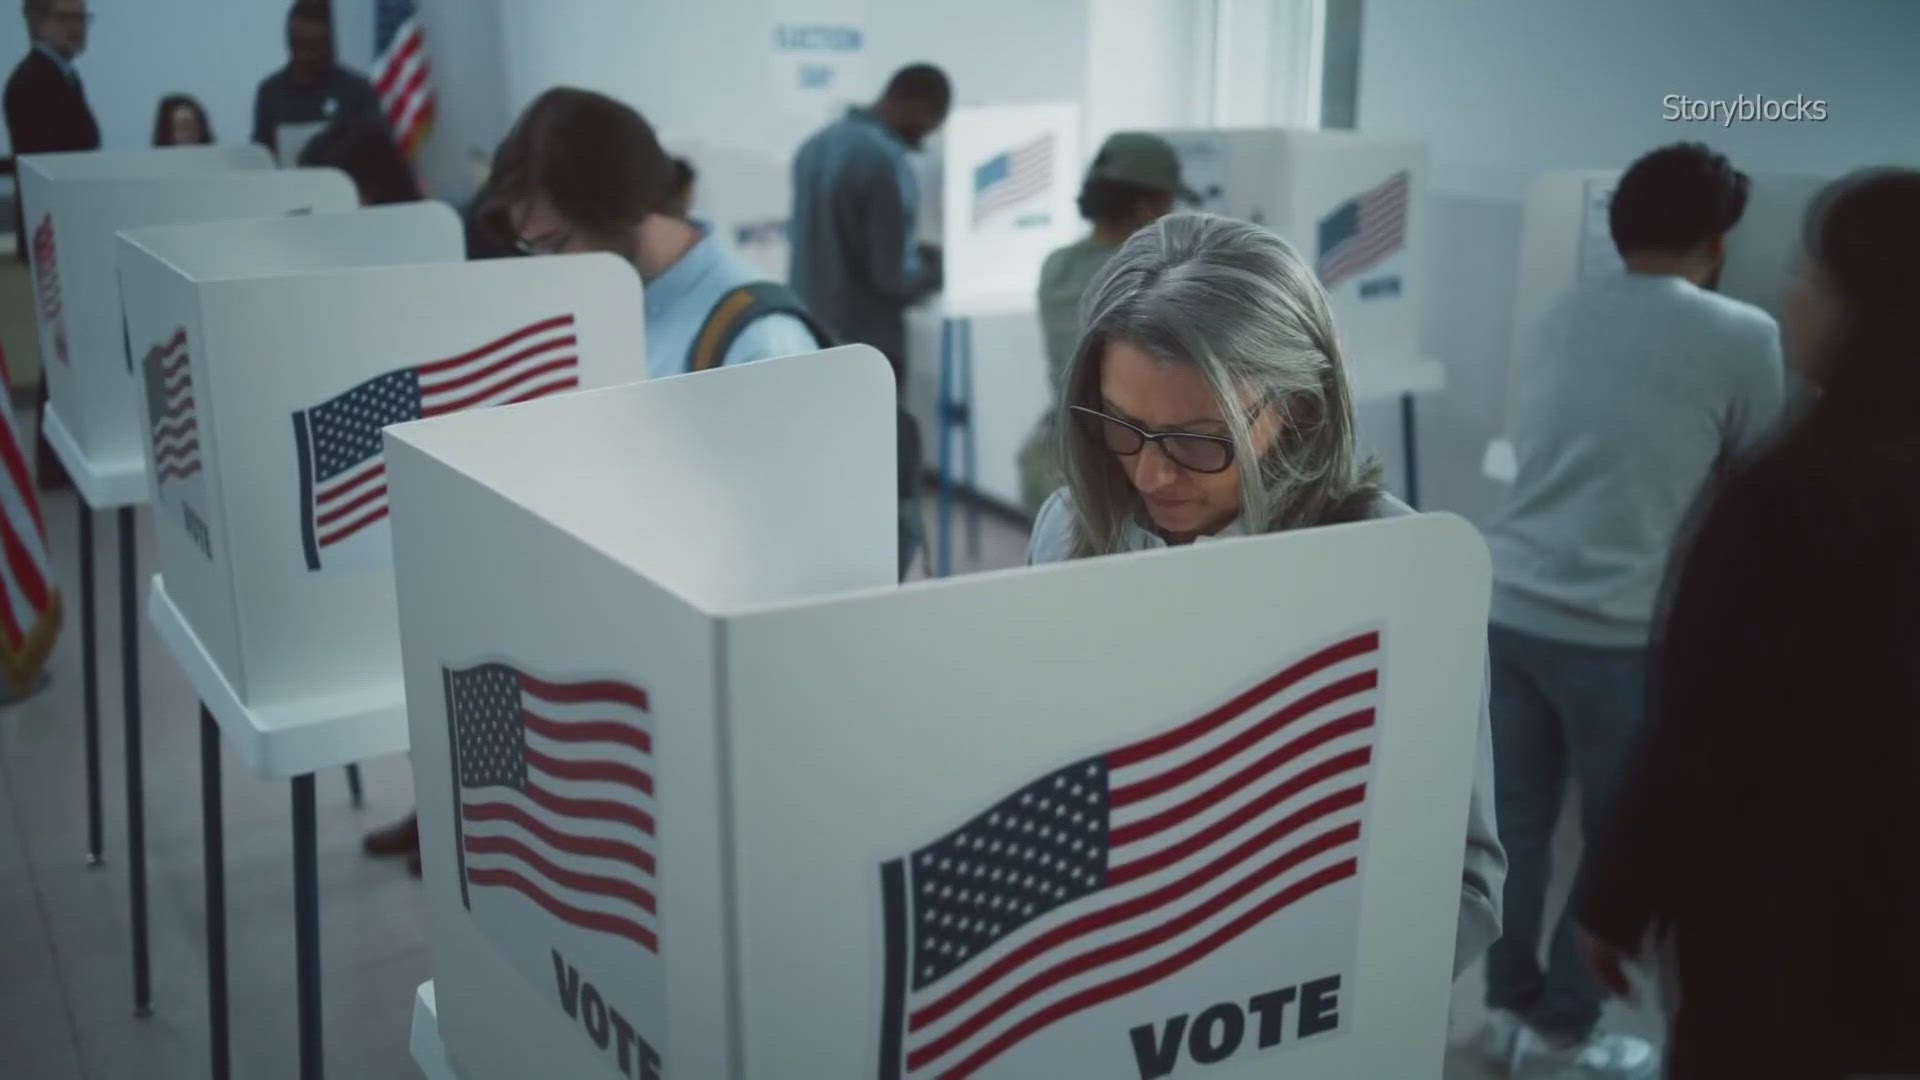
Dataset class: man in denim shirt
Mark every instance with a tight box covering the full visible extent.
[789,64,950,384]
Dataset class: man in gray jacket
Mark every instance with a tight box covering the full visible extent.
[788,64,950,385]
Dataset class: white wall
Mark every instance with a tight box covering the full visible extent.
[0,0,286,155]
[1353,0,1920,525]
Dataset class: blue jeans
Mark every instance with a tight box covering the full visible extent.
[1484,624,1649,1041]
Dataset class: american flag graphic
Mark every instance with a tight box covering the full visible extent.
[877,629,1383,1079]
[143,329,201,487]
[291,314,578,571]
[30,214,68,367]
[972,136,1056,226]
[372,0,435,158]
[1315,171,1410,291]
[0,343,60,695]
[446,663,658,954]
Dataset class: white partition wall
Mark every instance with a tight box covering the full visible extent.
[1151,128,1431,392]
[663,138,794,284]
[387,349,1491,1079]
[19,152,352,479]
[941,103,1082,316]
[119,227,645,776]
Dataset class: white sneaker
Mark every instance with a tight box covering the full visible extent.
[1516,1025,1659,1080]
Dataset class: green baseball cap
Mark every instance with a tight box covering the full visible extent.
[1085,132,1200,204]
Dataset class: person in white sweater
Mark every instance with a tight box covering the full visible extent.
[1026,212,1507,985]
[1479,142,1784,1078]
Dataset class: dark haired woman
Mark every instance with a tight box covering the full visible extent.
[152,93,213,146]
[296,116,422,206]
[1577,168,1920,1079]
[1018,133,1194,512]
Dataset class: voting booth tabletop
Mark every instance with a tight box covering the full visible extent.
[381,347,1491,1079]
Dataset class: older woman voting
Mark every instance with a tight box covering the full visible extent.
[1027,213,1506,979]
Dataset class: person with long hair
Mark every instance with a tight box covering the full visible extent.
[296,116,422,206]
[152,93,213,145]
[1576,169,1920,1078]
[1026,212,1506,979]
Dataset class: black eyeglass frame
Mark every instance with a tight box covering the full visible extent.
[1069,404,1241,474]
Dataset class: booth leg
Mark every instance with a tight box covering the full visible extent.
[119,507,151,1017]
[80,506,103,867]
[292,775,324,1080]
[344,764,364,809]
[961,319,979,564]
[200,705,229,1080]
[937,318,955,578]
[1400,392,1422,511]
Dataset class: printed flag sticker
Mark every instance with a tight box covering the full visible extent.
[31,215,69,366]
[444,661,666,1077]
[972,135,1056,230]
[291,314,579,572]
[877,629,1384,1079]
[143,329,214,561]
[1315,172,1409,292]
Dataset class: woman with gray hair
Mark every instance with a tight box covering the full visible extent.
[1027,212,1506,979]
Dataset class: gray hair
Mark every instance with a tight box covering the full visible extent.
[1056,212,1381,557]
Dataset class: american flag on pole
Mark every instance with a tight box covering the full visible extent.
[291,314,579,572]
[877,629,1383,1079]
[30,214,69,367]
[972,135,1056,226]
[143,329,200,488]
[0,344,60,695]
[372,0,435,158]
[1315,171,1410,292]
[445,663,659,955]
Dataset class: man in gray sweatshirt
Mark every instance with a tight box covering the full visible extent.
[1480,143,1784,1077]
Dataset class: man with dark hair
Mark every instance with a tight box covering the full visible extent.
[788,63,952,382]
[250,0,382,156]
[1477,142,1784,1078]
[1018,132,1192,511]
[7,0,98,489]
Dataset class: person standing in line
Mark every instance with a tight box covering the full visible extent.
[251,1,382,159]
[7,0,98,491]
[1477,142,1784,1079]
[1018,132,1193,512]
[1576,167,1920,1080]
[788,64,951,385]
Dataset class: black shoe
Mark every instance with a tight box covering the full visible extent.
[363,812,419,856]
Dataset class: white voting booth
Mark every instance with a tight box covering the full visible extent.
[387,348,1491,1078]
[1485,169,1827,482]
[116,213,646,778]
[907,103,1080,517]
[1152,127,1437,399]
[17,146,353,504]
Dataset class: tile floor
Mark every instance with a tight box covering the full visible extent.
[1,484,1664,1078]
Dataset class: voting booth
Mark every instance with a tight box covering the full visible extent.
[387,348,1491,1078]
[940,103,1081,314]
[18,146,353,494]
[1487,168,1828,480]
[116,216,646,777]
[663,138,794,284]
[1151,128,1432,392]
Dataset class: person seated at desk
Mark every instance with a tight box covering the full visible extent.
[1026,212,1505,981]
[152,93,213,146]
[1019,132,1194,513]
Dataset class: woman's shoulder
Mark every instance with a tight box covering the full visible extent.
[1026,487,1075,565]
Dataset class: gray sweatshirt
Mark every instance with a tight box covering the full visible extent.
[1488,273,1784,647]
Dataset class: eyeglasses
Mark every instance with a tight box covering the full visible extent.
[513,226,573,257]
[1070,405,1239,474]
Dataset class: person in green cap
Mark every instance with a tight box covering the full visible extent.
[1019,132,1197,512]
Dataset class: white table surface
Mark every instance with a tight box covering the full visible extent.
[1482,437,1519,484]
[41,403,149,510]
[410,982,459,1080]
[148,574,410,780]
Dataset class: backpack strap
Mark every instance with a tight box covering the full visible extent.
[685,282,835,373]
